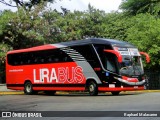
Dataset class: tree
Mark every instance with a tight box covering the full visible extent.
[0,9,43,49]
[120,0,160,15]
[98,12,132,40]
[125,14,160,70]
[1,2,160,83]
[0,0,54,11]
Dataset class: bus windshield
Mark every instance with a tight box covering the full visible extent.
[103,47,144,76]
[119,55,144,76]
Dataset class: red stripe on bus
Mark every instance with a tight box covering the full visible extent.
[7,44,56,54]
[98,86,144,91]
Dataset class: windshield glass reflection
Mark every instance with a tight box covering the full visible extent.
[120,55,144,76]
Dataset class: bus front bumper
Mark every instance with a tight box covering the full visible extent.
[114,77,146,86]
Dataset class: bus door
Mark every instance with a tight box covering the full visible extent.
[102,50,121,87]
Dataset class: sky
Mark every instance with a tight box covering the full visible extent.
[0,0,122,13]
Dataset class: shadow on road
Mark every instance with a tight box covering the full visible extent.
[36,91,144,97]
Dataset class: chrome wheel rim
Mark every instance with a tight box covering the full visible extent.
[89,84,94,92]
[26,84,31,93]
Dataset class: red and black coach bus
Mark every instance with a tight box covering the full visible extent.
[6,38,150,96]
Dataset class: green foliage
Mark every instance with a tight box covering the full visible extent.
[0,9,42,49]
[0,43,11,83]
[125,14,160,69]
[0,0,55,11]
[0,1,160,82]
[120,0,160,15]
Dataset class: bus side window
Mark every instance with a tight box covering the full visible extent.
[54,58,59,62]
[28,59,31,64]
[64,57,68,62]
[105,53,117,73]
[20,61,23,65]
[41,59,44,63]
[14,62,18,65]
[34,58,38,63]
[106,57,116,72]
[48,57,52,62]
[71,45,100,67]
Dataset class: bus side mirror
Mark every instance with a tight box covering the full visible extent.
[140,52,150,63]
[104,50,122,63]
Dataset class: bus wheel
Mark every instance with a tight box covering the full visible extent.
[111,92,120,96]
[88,81,98,96]
[24,81,34,95]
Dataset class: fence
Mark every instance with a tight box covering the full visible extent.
[145,71,160,90]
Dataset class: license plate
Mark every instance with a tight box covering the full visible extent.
[109,84,115,88]
[134,86,138,89]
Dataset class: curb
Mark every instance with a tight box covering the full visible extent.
[0,90,160,95]
[132,90,160,92]
[0,91,24,95]
[0,91,70,95]
[0,84,6,86]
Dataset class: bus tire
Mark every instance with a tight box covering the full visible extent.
[88,81,98,96]
[111,92,120,96]
[24,81,34,95]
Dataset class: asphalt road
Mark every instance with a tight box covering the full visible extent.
[0,92,160,120]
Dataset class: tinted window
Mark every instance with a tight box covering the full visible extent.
[7,49,73,66]
[104,53,117,73]
[71,45,100,68]
[94,44,118,73]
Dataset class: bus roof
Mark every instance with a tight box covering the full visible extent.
[58,38,135,48]
[7,38,135,54]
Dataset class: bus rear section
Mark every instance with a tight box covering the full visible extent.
[6,45,88,94]
[6,38,150,96]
